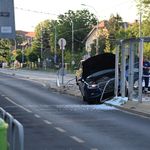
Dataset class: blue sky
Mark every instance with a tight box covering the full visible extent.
[14,0,138,31]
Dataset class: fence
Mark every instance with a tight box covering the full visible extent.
[0,107,24,150]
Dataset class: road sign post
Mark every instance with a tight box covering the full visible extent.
[58,38,67,85]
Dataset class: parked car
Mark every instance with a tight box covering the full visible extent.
[78,53,116,104]
[0,63,2,68]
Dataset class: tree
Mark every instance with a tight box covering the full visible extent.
[133,0,150,20]
[104,40,111,53]
[28,52,38,62]
[57,9,97,54]
[32,21,51,58]
[16,53,27,63]
[107,13,123,40]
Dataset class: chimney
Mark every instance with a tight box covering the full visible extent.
[134,19,138,23]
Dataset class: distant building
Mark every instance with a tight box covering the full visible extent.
[82,20,138,54]
[16,30,35,49]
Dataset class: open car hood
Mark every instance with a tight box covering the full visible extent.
[82,53,115,80]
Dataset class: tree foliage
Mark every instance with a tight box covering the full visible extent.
[28,52,38,62]
[16,53,27,63]
[57,9,97,54]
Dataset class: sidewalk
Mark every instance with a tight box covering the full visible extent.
[1,68,150,118]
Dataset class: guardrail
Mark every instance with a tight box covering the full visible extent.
[99,78,115,103]
[0,107,24,150]
[56,71,76,88]
[56,72,60,87]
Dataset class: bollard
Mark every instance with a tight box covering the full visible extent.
[0,118,9,150]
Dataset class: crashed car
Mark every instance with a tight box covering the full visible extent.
[78,53,116,104]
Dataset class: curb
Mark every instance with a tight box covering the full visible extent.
[105,102,150,118]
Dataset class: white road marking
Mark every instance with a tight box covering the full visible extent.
[34,114,41,118]
[5,97,32,113]
[70,136,84,143]
[91,149,98,150]
[55,127,66,132]
[2,94,5,96]
[43,120,52,124]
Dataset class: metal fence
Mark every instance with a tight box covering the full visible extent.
[0,107,24,150]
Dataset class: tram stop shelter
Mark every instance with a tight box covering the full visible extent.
[114,37,150,103]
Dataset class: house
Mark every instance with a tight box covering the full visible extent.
[82,20,138,54]
[16,30,35,49]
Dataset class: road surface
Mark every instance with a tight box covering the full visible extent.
[0,73,150,150]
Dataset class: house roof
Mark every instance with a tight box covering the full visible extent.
[82,21,108,43]
[82,20,138,43]
[16,30,34,38]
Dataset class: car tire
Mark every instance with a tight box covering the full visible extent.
[87,99,94,104]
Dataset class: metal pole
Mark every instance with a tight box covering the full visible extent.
[68,16,74,66]
[64,16,74,69]
[55,26,57,63]
[139,0,142,37]
[115,44,119,96]
[61,40,64,85]
[81,4,99,54]
[21,36,24,65]
[31,36,32,52]
[41,30,43,58]
[14,39,16,69]
[129,42,134,101]
[121,42,126,98]
[138,38,144,103]
[44,21,57,63]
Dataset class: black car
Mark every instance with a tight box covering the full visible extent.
[0,63,2,68]
[78,53,116,104]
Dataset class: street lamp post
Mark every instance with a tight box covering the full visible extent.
[21,35,24,66]
[81,4,99,54]
[14,39,16,68]
[60,14,74,69]
[31,36,32,52]
[37,28,43,58]
[139,0,142,37]
[44,21,57,63]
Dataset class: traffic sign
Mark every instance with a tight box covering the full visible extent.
[11,56,15,60]
[58,38,66,50]
[72,60,75,65]
[59,68,67,76]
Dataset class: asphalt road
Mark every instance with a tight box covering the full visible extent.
[0,73,150,150]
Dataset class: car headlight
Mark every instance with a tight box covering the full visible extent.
[88,84,97,88]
